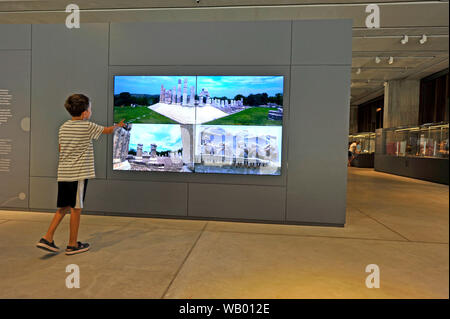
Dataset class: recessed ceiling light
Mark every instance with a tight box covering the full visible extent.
[388,56,394,64]
[400,35,409,44]
[375,56,381,64]
[419,34,427,44]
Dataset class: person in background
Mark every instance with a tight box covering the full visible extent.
[348,140,358,167]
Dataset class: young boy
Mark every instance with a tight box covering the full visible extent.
[36,93,125,255]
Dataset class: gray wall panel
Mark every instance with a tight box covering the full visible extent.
[286,66,350,225]
[3,19,351,226]
[30,23,109,178]
[29,177,105,211]
[99,180,187,216]
[188,183,285,221]
[291,19,352,65]
[29,177,57,210]
[0,51,31,208]
[110,21,291,66]
[0,24,31,50]
[30,177,188,216]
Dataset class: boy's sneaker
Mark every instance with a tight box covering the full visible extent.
[36,238,60,253]
[65,242,90,255]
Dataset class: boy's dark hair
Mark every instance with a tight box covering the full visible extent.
[64,94,90,116]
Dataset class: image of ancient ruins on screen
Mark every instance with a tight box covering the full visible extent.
[113,124,194,172]
[113,75,283,125]
[195,125,282,175]
[113,75,283,175]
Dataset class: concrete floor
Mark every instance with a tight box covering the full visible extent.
[0,168,448,298]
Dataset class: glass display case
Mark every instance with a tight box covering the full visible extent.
[377,122,449,159]
[348,132,376,154]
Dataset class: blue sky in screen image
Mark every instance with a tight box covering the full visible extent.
[114,76,197,95]
[114,76,283,98]
[197,76,283,99]
[129,124,183,153]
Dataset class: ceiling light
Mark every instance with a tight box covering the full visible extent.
[375,56,381,64]
[400,35,409,44]
[356,68,361,75]
[419,34,427,44]
[388,56,394,64]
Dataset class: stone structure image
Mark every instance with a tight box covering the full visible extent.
[136,143,143,158]
[183,78,188,106]
[180,124,195,170]
[113,124,190,172]
[113,124,132,161]
[154,77,246,125]
[150,144,157,157]
[268,107,283,121]
[196,126,279,168]
[112,124,132,170]
[177,79,181,104]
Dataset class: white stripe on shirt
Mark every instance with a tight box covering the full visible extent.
[57,120,104,182]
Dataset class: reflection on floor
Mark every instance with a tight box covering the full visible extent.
[0,168,448,298]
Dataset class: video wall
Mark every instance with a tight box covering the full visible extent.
[112,75,284,175]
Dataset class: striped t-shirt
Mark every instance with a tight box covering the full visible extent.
[57,120,104,182]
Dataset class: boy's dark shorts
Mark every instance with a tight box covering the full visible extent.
[57,179,88,209]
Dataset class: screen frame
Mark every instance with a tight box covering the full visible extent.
[107,66,289,186]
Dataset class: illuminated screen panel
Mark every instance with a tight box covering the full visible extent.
[113,75,283,175]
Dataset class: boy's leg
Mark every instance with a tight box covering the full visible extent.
[43,206,70,242]
[68,208,82,247]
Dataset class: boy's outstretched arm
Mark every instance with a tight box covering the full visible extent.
[102,119,125,134]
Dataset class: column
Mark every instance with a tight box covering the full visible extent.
[160,85,165,103]
[183,78,188,105]
[180,124,195,170]
[177,79,182,104]
[349,104,358,134]
[190,86,195,106]
[172,87,176,105]
[383,79,420,128]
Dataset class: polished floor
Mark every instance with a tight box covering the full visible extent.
[0,168,448,298]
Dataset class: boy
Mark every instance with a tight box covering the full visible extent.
[36,93,125,255]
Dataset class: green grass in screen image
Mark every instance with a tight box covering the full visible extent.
[113,106,177,124]
[204,107,282,126]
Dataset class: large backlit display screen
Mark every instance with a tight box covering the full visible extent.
[113,75,283,175]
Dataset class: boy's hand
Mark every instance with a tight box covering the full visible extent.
[116,119,125,128]
[103,119,126,135]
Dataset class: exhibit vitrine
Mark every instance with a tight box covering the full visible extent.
[348,132,376,154]
[377,122,449,158]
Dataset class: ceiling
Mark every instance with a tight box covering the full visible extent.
[0,0,448,105]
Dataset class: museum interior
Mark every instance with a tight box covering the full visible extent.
[0,0,448,299]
